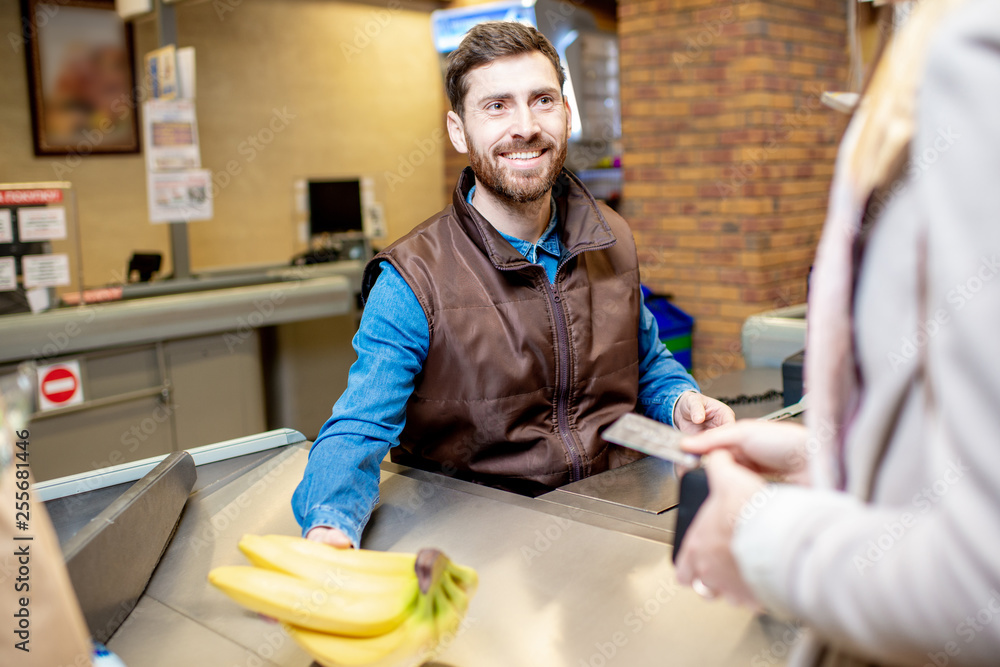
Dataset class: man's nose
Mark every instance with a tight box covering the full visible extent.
[509,103,541,139]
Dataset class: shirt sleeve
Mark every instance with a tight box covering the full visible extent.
[291,262,429,546]
[635,301,700,426]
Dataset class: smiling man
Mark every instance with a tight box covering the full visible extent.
[292,21,734,548]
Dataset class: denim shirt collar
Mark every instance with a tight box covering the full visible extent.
[467,184,562,264]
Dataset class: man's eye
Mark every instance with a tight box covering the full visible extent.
[488,102,504,111]
[539,96,553,105]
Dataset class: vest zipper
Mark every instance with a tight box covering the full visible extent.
[542,279,583,482]
[497,231,616,483]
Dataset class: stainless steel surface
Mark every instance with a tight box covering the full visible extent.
[120,272,285,299]
[0,276,351,363]
[47,480,133,545]
[23,331,269,482]
[46,447,289,546]
[761,395,808,422]
[105,441,787,666]
[536,487,677,541]
[602,413,699,468]
[119,260,367,300]
[108,444,314,667]
[288,259,366,294]
[548,455,680,514]
[112,596,284,666]
[35,428,305,501]
[702,367,785,419]
[164,332,267,452]
[386,462,680,543]
[28,390,178,483]
[263,312,359,440]
[30,385,166,420]
[63,451,197,642]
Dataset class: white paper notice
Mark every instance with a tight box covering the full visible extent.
[22,253,71,288]
[17,206,67,241]
[0,257,15,291]
[26,287,50,313]
[176,46,197,99]
[0,209,12,243]
[147,169,213,223]
[143,99,202,172]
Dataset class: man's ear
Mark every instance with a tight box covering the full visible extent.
[447,110,469,154]
[564,97,572,135]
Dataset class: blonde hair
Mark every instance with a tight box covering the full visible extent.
[850,0,969,192]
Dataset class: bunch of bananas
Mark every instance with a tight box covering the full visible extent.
[208,534,478,666]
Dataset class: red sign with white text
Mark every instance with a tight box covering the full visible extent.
[0,189,63,206]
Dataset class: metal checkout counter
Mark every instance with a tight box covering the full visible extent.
[0,261,364,481]
[43,372,798,667]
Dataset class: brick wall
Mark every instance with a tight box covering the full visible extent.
[618,0,850,383]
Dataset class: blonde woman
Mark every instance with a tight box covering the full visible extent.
[675,0,1000,664]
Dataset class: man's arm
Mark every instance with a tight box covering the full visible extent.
[635,302,734,431]
[291,263,428,547]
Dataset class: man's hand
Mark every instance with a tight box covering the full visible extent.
[305,526,354,548]
[682,419,810,484]
[672,392,736,434]
[674,449,766,609]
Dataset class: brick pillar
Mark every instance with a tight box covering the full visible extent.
[618,0,849,383]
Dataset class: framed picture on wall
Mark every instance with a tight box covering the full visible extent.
[20,0,140,156]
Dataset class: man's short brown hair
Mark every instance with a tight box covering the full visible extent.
[446,21,566,118]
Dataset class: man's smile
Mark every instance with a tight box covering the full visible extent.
[500,149,544,161]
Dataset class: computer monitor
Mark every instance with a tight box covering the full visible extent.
[308,179,364,237]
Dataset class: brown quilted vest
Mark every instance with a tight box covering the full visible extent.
[361,168,641,495]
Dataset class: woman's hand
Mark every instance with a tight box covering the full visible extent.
[674,449,768,609]
[682,419,811,484]
[674,420,812,607]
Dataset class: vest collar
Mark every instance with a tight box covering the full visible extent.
[451,167,617,271]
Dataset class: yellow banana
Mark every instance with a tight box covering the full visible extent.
[243,535,418,577]
[208,566,417,636]
[445,561,479,594]
[239,535,416,593]
[431,584,466,651]
[210,537,479,666]
[440,572,470,615]
[285,589,438,667]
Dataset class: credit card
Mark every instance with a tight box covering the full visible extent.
[601,412,701,468]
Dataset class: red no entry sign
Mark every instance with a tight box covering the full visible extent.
[41,367,77,403]
[37,361,83,410]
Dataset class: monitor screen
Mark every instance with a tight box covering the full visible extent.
[308,180,364,236]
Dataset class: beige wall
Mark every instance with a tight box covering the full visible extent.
[0,0,446,287]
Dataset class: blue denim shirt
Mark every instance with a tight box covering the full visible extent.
[292,191,699,546]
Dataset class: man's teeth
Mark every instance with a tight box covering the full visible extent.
[503,151,542,160]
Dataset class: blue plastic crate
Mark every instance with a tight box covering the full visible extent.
[641,285,694,371]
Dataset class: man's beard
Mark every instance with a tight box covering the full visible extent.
[467,135,568,205]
